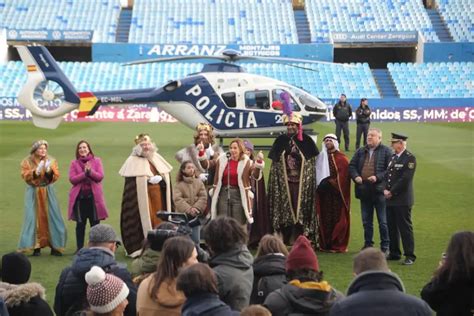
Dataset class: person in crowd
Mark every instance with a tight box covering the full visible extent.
[176,123,223,188]
[208,138,257,225]
[355,98,371,150]
[18,139,66,256]
[332,93,352,151]
[173,161,207,244]
[421,231,474,316]
[329,248,432,316]
[0,252,53,316]
[384,133,417,265]
[68,140,108,253]
[243,140,271,249]
[267,113,319,246]
[264,235,342,315]
[241,305,272,316]
[119,133,173,257]
[250,235,288,305]
[84,266,129,316]
[204,217,254,311]
[349,128,392,254]
[54,224,137,316]
[315,134,351,252]
[130,222,178,284]
[136,236,198,315]
[177,263,239,316]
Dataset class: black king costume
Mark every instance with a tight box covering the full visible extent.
[268,113,319,247]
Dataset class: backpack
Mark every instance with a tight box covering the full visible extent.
[254,274,287,305]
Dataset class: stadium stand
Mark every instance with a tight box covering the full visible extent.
[0,0,121,43]
[436,0,474,42]
[388,62,474,98]
[0,61,379,99]
[305,0,439,43]
[128,0,299,44]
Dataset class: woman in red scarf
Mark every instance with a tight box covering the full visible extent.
[68,140,108,252]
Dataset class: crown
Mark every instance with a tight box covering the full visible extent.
[196,123,213,133]
[134,133,151,144]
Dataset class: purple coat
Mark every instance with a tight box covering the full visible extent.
[68,157,108,220]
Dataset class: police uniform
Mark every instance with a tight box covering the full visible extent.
[385,133,417,264]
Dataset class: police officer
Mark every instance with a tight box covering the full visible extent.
[384,133,417,265]
[355,98,371,150]
[333,94,352,151]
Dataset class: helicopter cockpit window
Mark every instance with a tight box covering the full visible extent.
[221,92,237,108]
[245,90,270,109]
[272,89,300,111]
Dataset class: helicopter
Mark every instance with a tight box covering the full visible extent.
[16,44,330,136]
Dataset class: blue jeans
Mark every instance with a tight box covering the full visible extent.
[360,194,389,250]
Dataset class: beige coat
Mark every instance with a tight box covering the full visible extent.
[173,176,207,213]
[137,275,185,316]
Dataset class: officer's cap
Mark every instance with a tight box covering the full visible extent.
[391,133,408,142]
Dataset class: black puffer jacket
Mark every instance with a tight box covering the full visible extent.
[421,277,474,316]
[264,282,343,316]
[250,254,287,305]
[182,293,239,316]
[349,143,392,199]
[329,271,432,316]
[0,282,53,316]
[53,247,137,316]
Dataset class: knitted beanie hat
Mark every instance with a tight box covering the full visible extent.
[286,235,319,272]
[85,266,129,314]
[1,252,32,284]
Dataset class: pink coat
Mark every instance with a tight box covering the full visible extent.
[68,157,108,220]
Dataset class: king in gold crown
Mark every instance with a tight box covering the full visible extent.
[134,133,151,144]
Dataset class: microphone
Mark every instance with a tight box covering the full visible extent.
[226,151,231,159]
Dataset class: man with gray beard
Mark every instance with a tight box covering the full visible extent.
[119,133,173,257]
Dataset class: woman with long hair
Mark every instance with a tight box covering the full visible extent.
[68,140,108,252]
[250,235,288,304]
[207,138,256,225]
[18,140,66,256]
[136,236,198,315]
[421,231,474,316]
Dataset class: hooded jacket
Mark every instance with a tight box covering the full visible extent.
[54,247,137,316]
[130,248,161,279]
[181,292,239,316]
[264,281,343,316]
[250,253,287,305]
[329,271,432,316]
[137,276,185,316]
[0,282,53,316]
[209,245,254,311]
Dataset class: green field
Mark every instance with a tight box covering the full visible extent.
[0,121,473,307]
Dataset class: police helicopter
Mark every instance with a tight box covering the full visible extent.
[16,44,331,136]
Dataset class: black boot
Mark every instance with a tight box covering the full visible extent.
[32,248,41,256]
[50,248,63,256]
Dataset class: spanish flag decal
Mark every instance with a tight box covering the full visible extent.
[27,65,37,72]
[77,92,98,118]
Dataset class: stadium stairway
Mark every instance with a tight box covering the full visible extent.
[116,8,133,43]
[371,69,399,98]
[293,9,311,43]
[426,8,453,42]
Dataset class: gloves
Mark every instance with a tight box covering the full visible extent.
[206,145,215,158]
[148,175,162,184]
[199,173,209,182]
[35,160,45,175]
[44,159,52,172]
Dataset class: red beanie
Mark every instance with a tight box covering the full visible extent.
[286,235,319,272]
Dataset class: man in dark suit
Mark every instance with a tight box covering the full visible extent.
[384,133,417,265]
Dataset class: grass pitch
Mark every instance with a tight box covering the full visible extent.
[0,121,473,306]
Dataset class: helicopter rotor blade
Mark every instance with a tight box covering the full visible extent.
[123,55,230,66]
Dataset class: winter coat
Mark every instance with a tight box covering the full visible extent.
[210,153,254,224]
[0,282,53,316]
[329,271,432,316]
[137,276,185,316]
[333,101,352,122]
[421,277,474,316]
[349,143,392,199]
[250,253,287,305]
[173,176,207,214]
[355,105,371,124]
[54,247,137,316]
[264,280,343,316]
[130,248,161,279]
[68,157,108,220]
[209,244,254,311]
[181,293,239,316]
